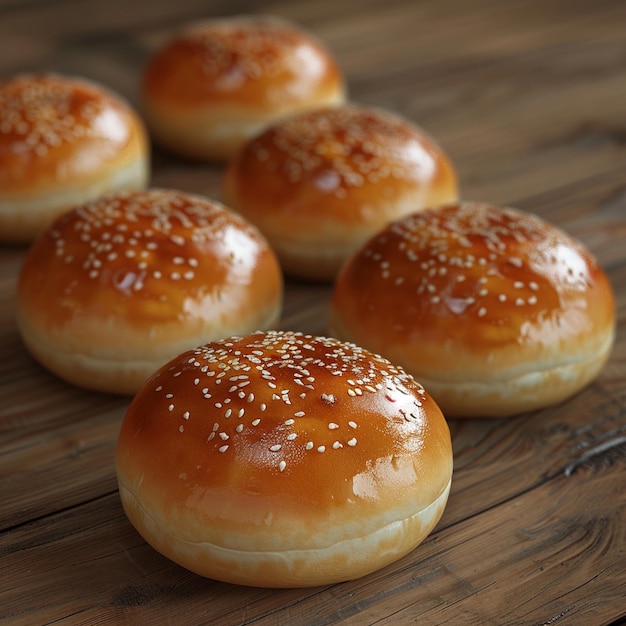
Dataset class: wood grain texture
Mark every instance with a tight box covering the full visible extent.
[1,0,625,624]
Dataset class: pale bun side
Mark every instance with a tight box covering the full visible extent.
[16,189,283,395]
[223,104,458,281]
[116,331,453,587]
[330,202,616,417]
[0,73,149,243]
[141,16,346,161]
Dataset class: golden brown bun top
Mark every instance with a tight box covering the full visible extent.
[18,189,282,335]
[117,331,452,530]
[332,202,615,375]
[0,73,147,193]
[223,104,457,227]
[142,16,345,111]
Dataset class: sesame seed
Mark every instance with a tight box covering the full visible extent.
[347,438,357,447]
[317,446,326,453]
[270,444,282,452]
[218,445,229,453]
[279,461,287,472]
[328,423,339,430]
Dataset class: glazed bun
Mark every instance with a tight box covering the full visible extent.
[0,73,149,243]
[330,202,616,418]
[16,189,282,395]
[141,16,346,161]
[223,104,458,281]
[116,330,452,587]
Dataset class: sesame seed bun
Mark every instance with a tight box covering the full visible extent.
[330,202,616,418]
[116,330,452,587]
[222,104,458,281]
[16,189,283,395]
[0,73,149,243]
[141,16,346,162]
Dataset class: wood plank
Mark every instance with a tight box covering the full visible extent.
[0,0,625,622]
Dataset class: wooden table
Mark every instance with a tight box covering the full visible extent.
[1,0,625,624]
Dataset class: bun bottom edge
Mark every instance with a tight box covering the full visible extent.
[117,478,452,588]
